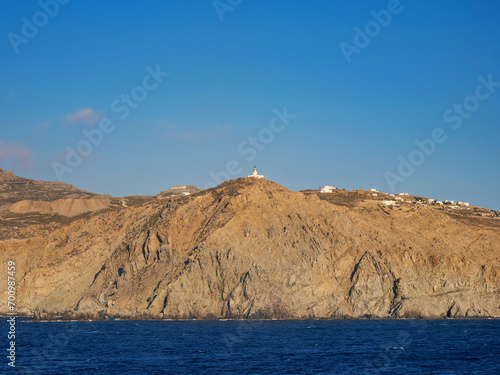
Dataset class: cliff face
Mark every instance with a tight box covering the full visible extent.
[1,178,499,319]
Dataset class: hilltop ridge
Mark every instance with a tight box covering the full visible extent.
[0,168,155,240]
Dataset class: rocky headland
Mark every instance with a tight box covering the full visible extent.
[0,169,498,320]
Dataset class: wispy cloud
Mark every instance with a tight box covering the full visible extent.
[51,148,95,162]
[35,119,53,131]
[65,108,103,126]
[51,149,69,161]
[158,119,230,141]
[204,124,231,140]
[0,140,33,169]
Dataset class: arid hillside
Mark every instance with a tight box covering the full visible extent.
[0,175,499,320]
[0,168,153,240]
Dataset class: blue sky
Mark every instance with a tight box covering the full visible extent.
[1,0,499,210]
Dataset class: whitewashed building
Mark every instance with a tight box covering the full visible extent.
[321,186,335,193]
[382,200,396,206]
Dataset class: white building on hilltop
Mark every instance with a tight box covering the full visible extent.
[320,186,336,193]
[248,166,264,178]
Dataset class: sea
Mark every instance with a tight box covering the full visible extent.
[3,319,499,374]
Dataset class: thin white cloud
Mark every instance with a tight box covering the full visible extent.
[65,108,103,126]
[0,140,33,169]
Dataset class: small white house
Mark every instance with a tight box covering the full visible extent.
[458,202,470,207]
[436,201,443,205]
[321,186,335,193]
[382,200,396,206]
[369,188,377,192]
[399,193,409,196]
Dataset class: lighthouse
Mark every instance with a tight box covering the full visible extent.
[248,166,264,178]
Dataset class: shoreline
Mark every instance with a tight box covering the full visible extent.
[2,315,499,322]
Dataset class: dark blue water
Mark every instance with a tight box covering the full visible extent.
[3,319,499,374]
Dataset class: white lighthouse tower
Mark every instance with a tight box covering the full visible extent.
[248,166,264,178]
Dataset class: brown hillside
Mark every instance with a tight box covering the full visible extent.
[0,168,154,240]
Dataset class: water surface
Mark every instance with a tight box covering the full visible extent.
[5,319,499,374]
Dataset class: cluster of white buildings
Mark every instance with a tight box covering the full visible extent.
[426,199,470,207]
[427,199,442,205]
[318,183,474,210]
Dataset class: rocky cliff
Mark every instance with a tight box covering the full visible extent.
[0,177,499,319]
